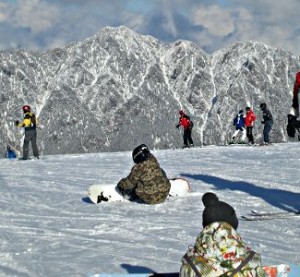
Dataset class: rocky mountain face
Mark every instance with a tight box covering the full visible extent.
[0,26,299,156]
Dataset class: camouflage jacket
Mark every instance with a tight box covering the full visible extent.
[117,154,171,204]
[180,222,266,277]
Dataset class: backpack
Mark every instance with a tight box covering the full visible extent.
[24,112,37,129]
[29,113,37,128]
[190,120,194,129]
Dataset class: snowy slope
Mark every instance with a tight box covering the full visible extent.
[0,143,299,276]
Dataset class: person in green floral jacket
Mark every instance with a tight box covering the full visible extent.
[180,192,266,277]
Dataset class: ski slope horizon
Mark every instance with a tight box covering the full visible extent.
[0,142,300,276]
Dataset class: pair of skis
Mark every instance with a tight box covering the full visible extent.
[241,210,300,221]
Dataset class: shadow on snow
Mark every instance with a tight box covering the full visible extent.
[120,263,156,273]
[82,197,93,204]
[181,173,300,213]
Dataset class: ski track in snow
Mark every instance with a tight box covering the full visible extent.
[0,143,300,276]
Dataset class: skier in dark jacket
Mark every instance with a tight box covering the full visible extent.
[176,110,194,148]
[260,103,273,144]
[287,72,300,138]
[117,144,171,204]
[15,105,39,160]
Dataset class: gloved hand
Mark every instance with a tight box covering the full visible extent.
[289,107,299,118]
[287,114,297,124]
[15,120,20,126]
[116,186,124,195]
[261,121,265,124]
[176,124,180,129]
[118,187,133,200]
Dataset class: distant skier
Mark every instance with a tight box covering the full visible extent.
[176,110,194,148]
[116,144,171,204]
[245,106,256,145]
[180,192,266,277]
[15,105,39,160]
[5,145,17,159]
[260,103,273,145]
[287,71,300,138]
[231,109,246,143]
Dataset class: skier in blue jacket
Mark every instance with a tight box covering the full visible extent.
[231,110,246,143]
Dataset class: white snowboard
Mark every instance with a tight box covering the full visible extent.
[88,178,191,204]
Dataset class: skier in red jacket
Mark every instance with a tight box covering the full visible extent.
[245,106,256,145]
[287,72,300,138]
[292,71,300,112]
[176,110,194,148]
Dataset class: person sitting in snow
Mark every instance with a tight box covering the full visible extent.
[180,192,266,277]
[287,71,300,138]
[245,106,256,145]
[176,110,194,148]
[231,109,246,143]
[116,144,171,204]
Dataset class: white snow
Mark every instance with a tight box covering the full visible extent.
[0,142,299,276]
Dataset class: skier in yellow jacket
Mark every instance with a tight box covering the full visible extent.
[15,105,39,160]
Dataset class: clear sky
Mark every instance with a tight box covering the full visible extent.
[0,0,299,55]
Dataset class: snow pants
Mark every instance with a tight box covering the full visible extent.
[287,115,300,137]
[263,121,273,143]
[232,127,246,142]
[23,129,39,158]
[246,126,254,144]
[183,128,193,147]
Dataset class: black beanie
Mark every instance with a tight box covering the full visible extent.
[202,192,238,230]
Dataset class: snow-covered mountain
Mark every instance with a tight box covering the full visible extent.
[1,26,299,156]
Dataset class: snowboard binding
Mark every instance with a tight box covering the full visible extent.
[97,192,109,203]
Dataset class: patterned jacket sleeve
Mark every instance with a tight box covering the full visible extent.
[117,166,138,191]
